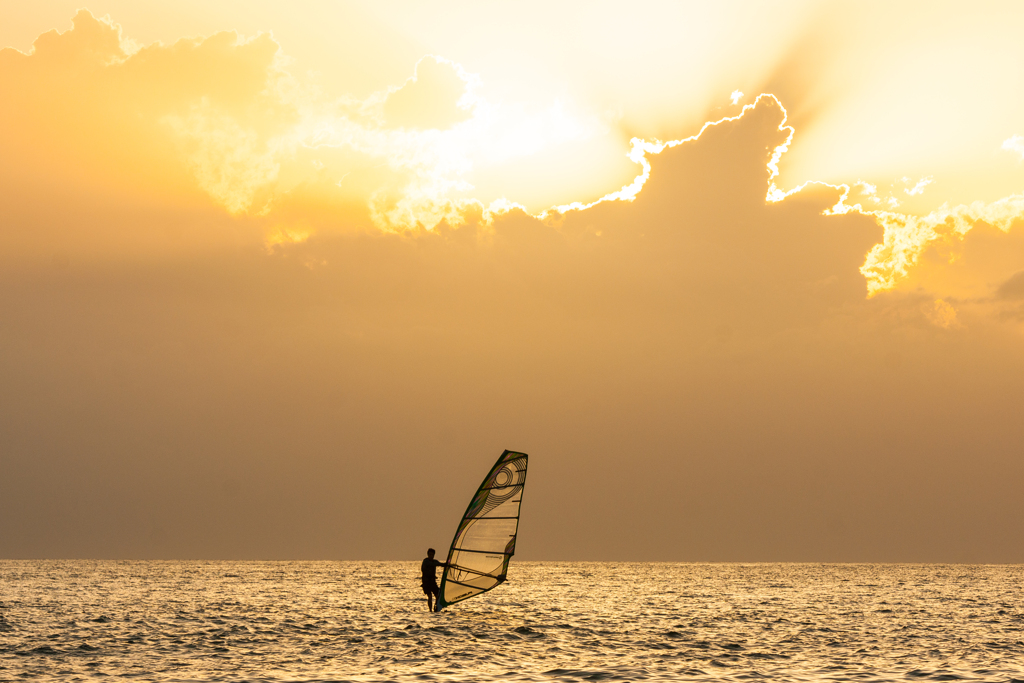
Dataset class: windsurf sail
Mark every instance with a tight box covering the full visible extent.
[435,449,528,611]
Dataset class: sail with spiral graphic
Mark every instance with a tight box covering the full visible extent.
[435,450,529,611]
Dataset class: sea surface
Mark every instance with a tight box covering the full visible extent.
[1,561,1022,682]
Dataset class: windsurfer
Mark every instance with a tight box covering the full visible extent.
[421,548,448,611]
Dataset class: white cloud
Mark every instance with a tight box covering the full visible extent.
[904,176,933,196]
[1003,134,1024,159]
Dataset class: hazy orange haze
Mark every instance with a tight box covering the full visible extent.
[2,6,1024,561]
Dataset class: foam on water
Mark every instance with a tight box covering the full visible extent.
[1,561,1022,682]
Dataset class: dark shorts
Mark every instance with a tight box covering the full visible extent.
[421,580,439,597]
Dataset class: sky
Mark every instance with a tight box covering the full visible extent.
[2,1,1024,562]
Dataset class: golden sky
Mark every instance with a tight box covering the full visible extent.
[2,2,1024,561]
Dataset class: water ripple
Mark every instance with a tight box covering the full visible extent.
[0,562,1022,682]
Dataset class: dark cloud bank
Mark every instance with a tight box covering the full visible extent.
[2,96,1024,562]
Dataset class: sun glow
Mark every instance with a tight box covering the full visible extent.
[2,5,1024,298]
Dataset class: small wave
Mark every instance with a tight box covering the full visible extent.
[3,561,1024,682]
[542,668,618,680]
[513,626,545,639]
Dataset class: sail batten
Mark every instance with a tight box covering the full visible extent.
[435,450,528,611]
[451,548,513,556]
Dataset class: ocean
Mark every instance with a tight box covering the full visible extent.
[1,561,1022,682]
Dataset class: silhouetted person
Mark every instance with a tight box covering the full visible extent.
[421,548,448,611]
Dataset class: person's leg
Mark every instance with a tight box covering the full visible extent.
[423,585,432,611]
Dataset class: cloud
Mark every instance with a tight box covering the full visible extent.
[165,102,284,214]
[997,270,1024,300]
[5,9,1024,322]
[5,79,1024,562]
[0,10,615,246]
[0,10,294,258]
[1003,134,1024,159]
[923,298,959,329]
[24,7,126,64]
[856,181,877,197]
[548,93,799,217]
[6,7,1024,564]
[856,193,1024,295]
[382,56,475,130]
[903,176,933,196]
